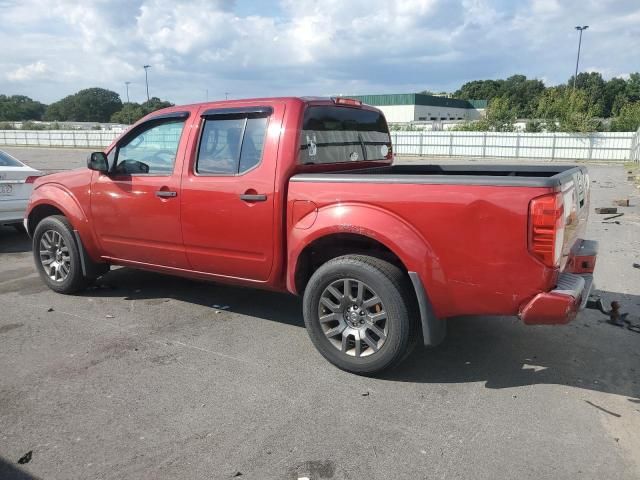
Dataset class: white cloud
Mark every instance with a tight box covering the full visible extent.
[6,61,49,81]
[0,0,638,103]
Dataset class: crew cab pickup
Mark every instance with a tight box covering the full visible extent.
[25,97,597,374]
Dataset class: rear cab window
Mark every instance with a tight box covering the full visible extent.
[299,105,392,165]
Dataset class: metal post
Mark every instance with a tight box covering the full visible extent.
[588,134,594,160]
[573,26,589,89]
[143,65,151,102]
[419,131,424,156]
[515,133,520,158]
[551,134,557,160]
[482,132,487,157]
[449,132,453,156]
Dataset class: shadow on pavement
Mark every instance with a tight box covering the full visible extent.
[85,268,640,401]
[0,226,31,254]
[0,457,39,480]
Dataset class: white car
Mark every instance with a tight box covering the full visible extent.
[0,150,42,229]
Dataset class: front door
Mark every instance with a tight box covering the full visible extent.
[180,103,284,281]
[91,114,191,268]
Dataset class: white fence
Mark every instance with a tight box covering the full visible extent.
[392,131,638,162]
[1,128,639,162]
[631,127,640,162]
[0,130,120,148]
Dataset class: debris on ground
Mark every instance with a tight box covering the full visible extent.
[587,297,640,333]
[212,304,230,310]
[105,314,114,319]
[47,307,54,312]
[633,263,640,269]
[603,213,624,221]
[361,391,370,396]
[585,400,622,418]
[17,451,32,464]
[595,207,617,214]
[613,199,630,207]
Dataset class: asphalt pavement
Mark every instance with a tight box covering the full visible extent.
[1,148,639,479]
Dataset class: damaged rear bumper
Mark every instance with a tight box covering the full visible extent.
[520,239,598,325]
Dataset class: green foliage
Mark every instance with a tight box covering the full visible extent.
[454,75,544,118]
[20,121,47,130]
[610,102,640,132]
[0,95,46,121]
[0,121,15,130]
[525,120,543,133]
[44,87,122,122]
[536,88,598,133]
[110,98,174,124]
[451,96,515,132]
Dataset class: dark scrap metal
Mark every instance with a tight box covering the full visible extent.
[586,296,640,333]
[595,207,617,214]
[603,213,624,221]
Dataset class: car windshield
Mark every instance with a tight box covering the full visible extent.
[0,150,24,167]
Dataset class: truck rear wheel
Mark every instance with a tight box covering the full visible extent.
[33,215,91,294]
[303,255,416,374]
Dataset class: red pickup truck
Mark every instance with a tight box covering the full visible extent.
[25,97,597,373]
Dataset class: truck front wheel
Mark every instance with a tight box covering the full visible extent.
[33,215,92,294]
[303,255,416,374]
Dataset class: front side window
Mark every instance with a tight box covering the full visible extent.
[196,115,268,175]
[299,106,391,164]
[115,119,185,175]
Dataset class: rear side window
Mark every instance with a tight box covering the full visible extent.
[299,106,391,164]
[0,151,23,167]
[197,115,269,175]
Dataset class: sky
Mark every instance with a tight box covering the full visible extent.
[1,0,639,105]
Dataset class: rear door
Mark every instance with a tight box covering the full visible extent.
[180,103,284,281]
[90,112,191,268]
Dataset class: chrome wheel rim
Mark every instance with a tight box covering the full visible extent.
[318,278,388,357]
[39,230,71,282]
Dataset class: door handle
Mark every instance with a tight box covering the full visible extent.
[156,190,177,198]
[239,193,267,202]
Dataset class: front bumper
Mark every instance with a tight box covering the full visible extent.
[520,239,598,325]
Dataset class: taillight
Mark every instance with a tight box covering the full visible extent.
[529,192,565,267]
[25,176,40,184]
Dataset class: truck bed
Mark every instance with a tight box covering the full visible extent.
[292,164,586,188]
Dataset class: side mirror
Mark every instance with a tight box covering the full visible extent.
[87,152,109,173]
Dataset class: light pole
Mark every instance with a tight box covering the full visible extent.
[143,65,151,102]
[573,26,588,89]
[124,81,132,124]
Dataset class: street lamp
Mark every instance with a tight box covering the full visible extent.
[573,26,589,89]
[143,65,152,102]
[124,82,132,124]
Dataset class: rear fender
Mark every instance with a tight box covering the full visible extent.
[287,203,452,317]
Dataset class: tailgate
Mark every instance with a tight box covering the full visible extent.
[559,167,590,268]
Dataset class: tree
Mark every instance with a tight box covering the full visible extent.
[610,102,640,131]
[603,77,628,116]
[536,87,598,132]
[110,97,174,124]
[567,72,606,117]
[485,96,515,131]
[44,87,122,122]
[0,95,46,121]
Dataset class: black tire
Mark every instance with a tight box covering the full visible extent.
[32,215,91,294]
[303,255,417,374]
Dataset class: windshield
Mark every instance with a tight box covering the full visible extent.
[0,150,24,167]
[299,106,391,164]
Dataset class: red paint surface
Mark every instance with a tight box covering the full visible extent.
[26,97,595,324]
